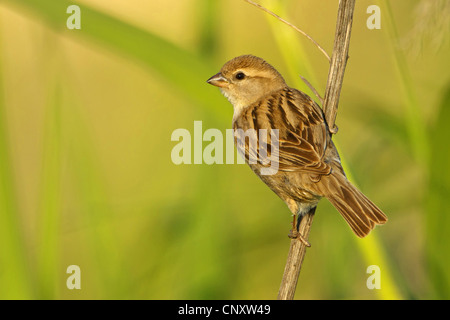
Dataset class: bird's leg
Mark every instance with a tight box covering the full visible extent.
[288,213,311,247]
[288,213,298,238]
[286,199,311,247]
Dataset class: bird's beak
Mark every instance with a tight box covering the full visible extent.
[207,72,229,88]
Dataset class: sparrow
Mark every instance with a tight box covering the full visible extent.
[207,55,387,245]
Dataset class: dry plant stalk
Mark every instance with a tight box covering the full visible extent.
[244,0,356,300]
[322,0,355,135]
[244,0,331,61]
[277,208,315,300]
[279,0,355,300]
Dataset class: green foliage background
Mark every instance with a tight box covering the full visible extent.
[0,0,449,299]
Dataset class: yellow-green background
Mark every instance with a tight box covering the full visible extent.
[0,0,449,299]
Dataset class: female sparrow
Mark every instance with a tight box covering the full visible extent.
[207,55,387,243]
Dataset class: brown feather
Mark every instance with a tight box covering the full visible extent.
[209,55,388,238]
[323,168,387,237]
[233,86,387,237]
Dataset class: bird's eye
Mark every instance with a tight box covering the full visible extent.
[235,72,246,80]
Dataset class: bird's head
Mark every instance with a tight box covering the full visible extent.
[207,55,287,109]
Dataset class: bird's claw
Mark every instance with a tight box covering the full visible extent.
[288,229,311,247]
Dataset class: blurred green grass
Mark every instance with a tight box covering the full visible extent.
[0,0,449,299]
[0,33,34,299]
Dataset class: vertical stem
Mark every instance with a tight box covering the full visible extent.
[323,0,355,134]
[277,0,356,300]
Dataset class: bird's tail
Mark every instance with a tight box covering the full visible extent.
[324,171,387,237]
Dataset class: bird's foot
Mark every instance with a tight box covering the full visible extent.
[288,229,311,247]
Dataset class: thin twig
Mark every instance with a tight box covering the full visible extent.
[299,75,324,104]
[276,0,356,300]
[244,0,331,62]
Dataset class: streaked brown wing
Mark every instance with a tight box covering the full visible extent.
[233,87,331,175]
